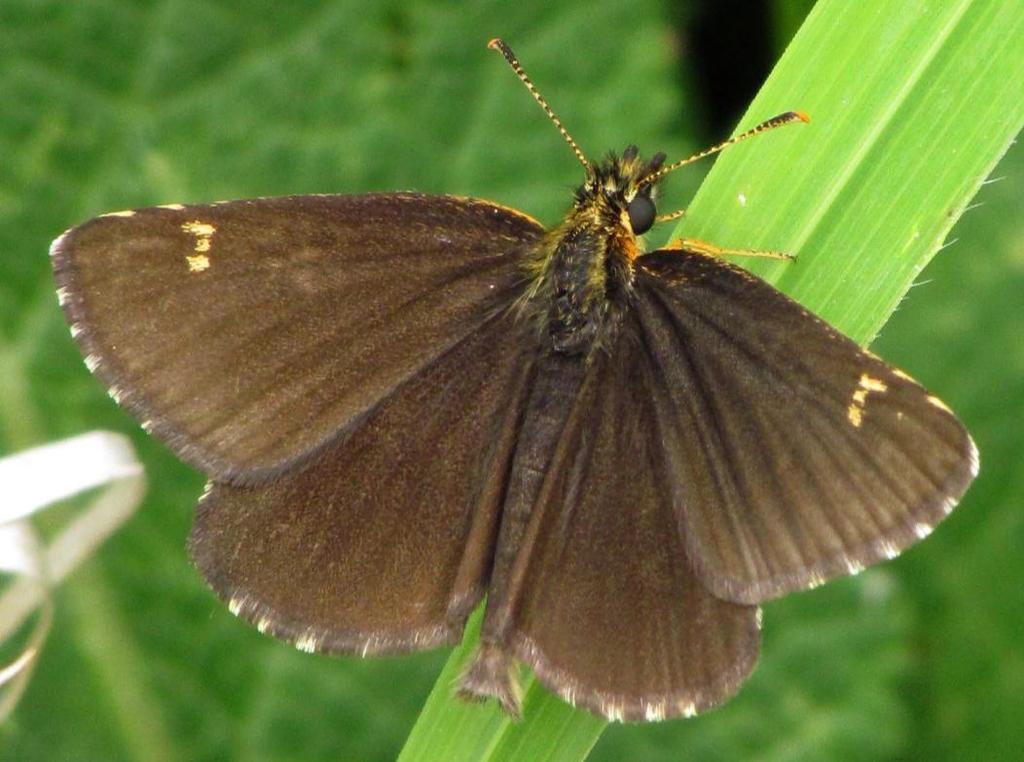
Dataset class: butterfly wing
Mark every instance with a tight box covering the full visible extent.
[51,193,541,483]
[502,321,760,721]
[634,249,978,605]
[189,308,535,653]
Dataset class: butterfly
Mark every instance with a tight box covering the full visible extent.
[50,38,977,722]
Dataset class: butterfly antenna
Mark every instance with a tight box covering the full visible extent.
[640,111,810,189]
[489,38,590,170]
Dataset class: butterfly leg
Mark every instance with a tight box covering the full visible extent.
[664,237,795,260]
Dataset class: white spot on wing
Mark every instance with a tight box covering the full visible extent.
[198,481,214,503]
[228,596,246,616]
[680,701,697,718]
[158,203,186,210]
[847,402,863,427]
[926,395,953,414]
[187,254,211,272]
[56,286,70,306]
[860,374,888,393]
[968,436,980,477]
[69,323,82,338]
[84,354,100,372]
[914,522,933,539]
[181,220,216,272]
[294,632,320,653]
[847,373,889,427]
[644,702,665,721]
[880,540,899,560]
[845,559,865,575]
[99,209,136,218]
[49,231,71,259]
[107,385,123,403]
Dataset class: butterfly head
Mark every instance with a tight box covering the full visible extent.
[575,147,667,237]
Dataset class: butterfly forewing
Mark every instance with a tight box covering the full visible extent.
[502,319,761,721]
[52,194,541,484]
[635,249,978,605]
[189,307,536,654]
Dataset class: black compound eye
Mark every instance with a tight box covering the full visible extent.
[627,195,656,234]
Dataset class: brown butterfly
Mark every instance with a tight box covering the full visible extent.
[51,39,976,722]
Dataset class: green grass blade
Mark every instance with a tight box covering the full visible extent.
[680,0,1024,345]
[399,606,604,762]
[400,1,1024,760]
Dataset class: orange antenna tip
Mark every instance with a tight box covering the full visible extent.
[795,111,811,123]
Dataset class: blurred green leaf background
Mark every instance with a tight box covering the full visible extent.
[1,1,1021,761]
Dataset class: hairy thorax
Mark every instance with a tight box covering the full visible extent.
[518,148,664,356]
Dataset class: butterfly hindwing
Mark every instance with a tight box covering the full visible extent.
[52,193,541,484]
[501,319,761,721]
[634,248,978,605]
[189,308,535,654]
